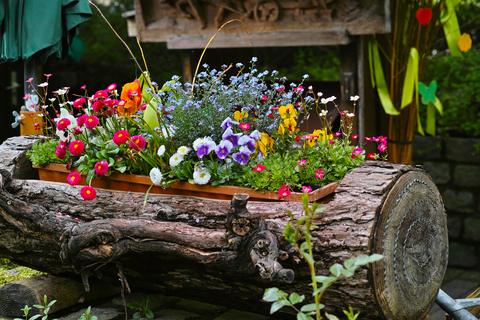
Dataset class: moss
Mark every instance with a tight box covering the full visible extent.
[0,258,46,288]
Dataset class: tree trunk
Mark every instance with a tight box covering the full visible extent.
[0,136,448,319]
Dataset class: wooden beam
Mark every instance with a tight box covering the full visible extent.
[166,30,351,49]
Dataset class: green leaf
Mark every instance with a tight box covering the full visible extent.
[86,169,95,185]
[128,302,142,309]
[145,309,154,319]
[300,242,308,252]
[401,47,419,109]
[263,287,282,302]
[341,268,355,277]
[329,263,343,277]
[300,303,318,312]
[354,254,383,266]
[369,37,400,116]
[29,315,41,320]
[344,258,355,269]
[325,312,340,320]
[116,166,127,173]
[433,96,443,117]
[288,292,304,305]
[297,312,309,320]
[270,300,291,314]
[33,305,44,309]
[302,252,315,267]
[133,311,143,319]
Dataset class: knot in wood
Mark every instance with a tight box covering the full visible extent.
[232,217,250,236]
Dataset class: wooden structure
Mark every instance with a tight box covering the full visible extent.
[0,136,448,319]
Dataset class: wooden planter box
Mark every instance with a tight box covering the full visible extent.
[33,163,338,202]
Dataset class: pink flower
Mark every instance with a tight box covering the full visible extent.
[73,126,82,134]
[23,93,30,100]
[302,135,313,140]
[113,130,130,145]
[329,140,334,145]
[95,161,109,176]
[69,140,85,156]
[352,147,362,156]
[44,73,52,78]
[239,122,250,130]
[335,132,342,136]
[80,186,96,201]
[129,135,146,150]
[301,186,312,193]
[364,137,372,141]
[92,100,105,112]
[85,115,99,129]
[352,134,358,139]
[278,185,291,199]
[93,90,108,100]
[76,114,88,127]
[378,135,388,144]
[67,172,81,186]
[81,85,87,90]
[107,83,117,92]
[57,118,71,131]
[26,77,33,83]
[378,143,388,152]
[298,159,306,166]
[315,168,325,179]
[260,95,267,101]
[294,85,304,92]
[253,164,266,172]
[73,97,86,108]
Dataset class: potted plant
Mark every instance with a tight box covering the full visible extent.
[27,59,388,202]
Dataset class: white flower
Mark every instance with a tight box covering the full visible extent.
[317,92,323,97]
[346,113,355,118]
[193,137,212,151]
[157,145,166,157]
[37,82,49,88]
[55,89,67,95]
[162,126,175,137]
[149,168,163,185]
[177,146,191,155]
[350,95,360,101]
[250,130,261,141]
[320,98,328,104]
[49,98,56,102]
[54,108,76,142]
[308,86,313,90]
[169,153,184,167]
[320,109,328,117]
[327,96,337,102]
[193,169,211,185]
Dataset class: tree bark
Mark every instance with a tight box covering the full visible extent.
[0,136,448,319]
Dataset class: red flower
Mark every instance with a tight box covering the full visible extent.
[260,95,267,101]
[67,172,81,186]
[268,114,273,118]
[76,114,88,127]
[239,122,251,130]
[253,164,266,172]
[296,137,301,142]
[129,135,146,150]
[69,140,85,156]
[85,115,99,129]
[92,100,105,112]
[278,185,291,199]
[73,97,86,108]
[416,8,432,26]
[80,186,96,201]
[57,118,71,131]
[113,130,130,145]
[95,160,109,176]
[367,153,377,159]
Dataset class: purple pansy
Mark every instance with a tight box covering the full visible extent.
[233,146,251,165]
[197,140,216,158]
[222,127,242,148]
[221,117,239,131]
[250,130,261,141]
[215,140,233,159]
[239,135,255,152]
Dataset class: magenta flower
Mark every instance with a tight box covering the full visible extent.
[113,130,130,145]
[215,140,233,159]
[129,135,146,150]
[76,114,88,127]
[95,161,109,176]
[80,85,87,90]
[378,143,388,152]
[55,143,67,159]
[69,140,85,156]
[253,164,266,172]
[26,77,34,83]
[85,115,99,129]
[67,172,81,186]
[57,118,71,131]
[93,90,108,100]
[260,95,267,101]
[233,146,251,165]
[301,186,312,193]
[80,186,96,201]
[352,148,362,156]
[278,185,291,199]
[315,168,325,179]
[239,122,250,130]
[298,159,306,166]
[73,97,86,108]
[107,83,117,92]
[92,100,105,112]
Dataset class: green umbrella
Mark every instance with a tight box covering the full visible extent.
[0,0,92,64]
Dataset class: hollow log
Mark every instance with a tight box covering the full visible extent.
[0,136,448,319]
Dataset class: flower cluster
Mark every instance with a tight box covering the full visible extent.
[27,59,387,201]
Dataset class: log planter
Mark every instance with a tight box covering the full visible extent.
[0,136,448,319]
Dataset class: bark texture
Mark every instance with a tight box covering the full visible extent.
[0,136,449,319]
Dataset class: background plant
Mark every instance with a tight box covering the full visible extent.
[263,193,383,319]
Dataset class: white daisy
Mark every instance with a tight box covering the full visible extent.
[177,146,191,155]
[193,169,211,185]
[350,95,360,101]
[169,153,184,167]
[149,168,163,185]
[157,145,166,157]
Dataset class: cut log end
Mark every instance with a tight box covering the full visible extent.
[372,170,448,320]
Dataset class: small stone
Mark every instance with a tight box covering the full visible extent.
[454,165,480,187]
[442,189,474,213]
[464,218,480,241]
[447,216,462,238]
[448,242,477,268]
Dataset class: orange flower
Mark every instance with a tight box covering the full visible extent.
[458,33,472,53]
[118,81,142,115]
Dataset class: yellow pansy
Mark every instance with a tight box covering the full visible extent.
[278,124,285,135]
[279,104,297,119]
[284,118,297,133]
[313,128,332,141]
[256,132,274,156]
[458,33,472,52]
[234,110,248,122]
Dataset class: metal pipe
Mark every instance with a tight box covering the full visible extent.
[436,289,480,320]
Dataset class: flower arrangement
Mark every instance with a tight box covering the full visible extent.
[27,58,388,201]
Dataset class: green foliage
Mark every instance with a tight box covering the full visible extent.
[0,258,45,289]
[127,294,154,319]
[14,295,58,320]
[424,49,480,137]
[264,193,383,320]
[78,306,98,320]
[27,140,69,166]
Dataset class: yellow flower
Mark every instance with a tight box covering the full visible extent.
[279,104,297,119]
[278,124,285,135]
[257,132,274,156]
[283,118,297,130]
[458,33,472,52]
[313,128,332,141]
[234,110,248,122]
